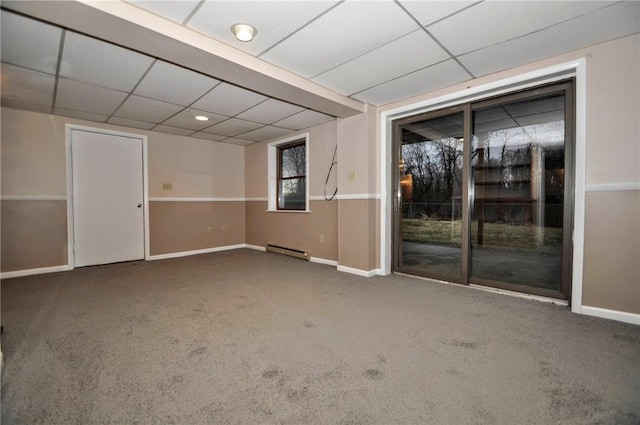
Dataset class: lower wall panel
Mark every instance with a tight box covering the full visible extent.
[149,201,245,256]
[338,199,379,272]
[1,200,68,272]
[583,190,640,314]
[245,200,338,261]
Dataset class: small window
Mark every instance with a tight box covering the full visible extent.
[267,133,309,212]
[277,141,306,210]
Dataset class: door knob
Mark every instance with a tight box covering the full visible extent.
[137,204,142,208]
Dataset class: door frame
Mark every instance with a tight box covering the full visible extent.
[65,124,150,268]
[380,59,587,310]
[391,105,471,285]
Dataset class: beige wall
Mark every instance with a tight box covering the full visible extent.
[336,106,380,271]
[244,142,268,200]
[585,35,639,185]
[1,200,67,272]
[1,108,69,272]
[1,108,67,196]
[244,121,339,262]
[337,199,379,271]
[149,133,244,198]
[246,200,338,261]
[380,34,640,314]
[337,107,377,196]
[149,201,245,255]
[583,191,639,313]
[1,108,246,272]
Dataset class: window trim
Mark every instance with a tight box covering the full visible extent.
[267,133,310,212]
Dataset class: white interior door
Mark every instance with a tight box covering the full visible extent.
[72,129,144,267]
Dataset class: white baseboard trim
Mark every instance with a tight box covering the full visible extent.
[1,265,72,279]
[337,265,380,277]
[580,306,640,325]
[244,244,266,252]
[310,257,338,267]
[148,197,244,202]
[148,244,246,261]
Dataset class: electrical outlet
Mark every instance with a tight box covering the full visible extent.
[348,171,357,181]
[320,234,324,244]
[207,226,212,233]
[222,225,227,232]
[162,183,173,190]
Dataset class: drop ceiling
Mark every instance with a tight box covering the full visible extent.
[1,1,638,146]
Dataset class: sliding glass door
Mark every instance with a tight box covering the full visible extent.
[394,109,466,282]
[393,81,573,300]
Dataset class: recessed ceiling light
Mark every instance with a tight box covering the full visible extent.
[231,23,257,42]
[195,115,209,121]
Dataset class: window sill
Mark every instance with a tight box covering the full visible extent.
[266,209,311,214]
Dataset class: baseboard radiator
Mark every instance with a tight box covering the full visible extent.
[265,244,309,261]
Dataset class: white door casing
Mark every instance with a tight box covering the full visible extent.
[71,128,145,267]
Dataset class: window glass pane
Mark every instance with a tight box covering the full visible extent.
[281,144,305,178]
[279,177,306,210]
[471,91,565,290]
[398,112,464,281]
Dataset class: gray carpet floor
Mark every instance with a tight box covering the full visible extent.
[1,249,639,425]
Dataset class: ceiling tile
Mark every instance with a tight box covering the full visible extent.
[221,138,256,146]
[272,110,335,131]
[60,32,154,91]
[126,1,200,24]
[474,106,512,125]
[161,108,227,131]
[153,125,195,136]
[203,118,264,137]
[514,110,565,128]
[134,61,219,106]
[504,96,564,119]
[56,79,128,115]
[261,1,420,78]
[312,29,449,96]
[474,117,519,136]
[53,107,108,123]
[235,126,296,142]
[429,1,611,56]
[236,99,305,124]
[352,59,470,107]
[191,132,227,142]
[399,1,478,26]
[459,1,640,77]
[1,10,62,75]
[0,63,55,107]
[187,1,339,56]
[114,95,183,123]
[192,83,268,116]
[108,117,155,130]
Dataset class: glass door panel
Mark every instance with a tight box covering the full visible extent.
[396,112,464,281]
[470,91,566,292]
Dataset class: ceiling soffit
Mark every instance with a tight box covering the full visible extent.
[1,0,365,119]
